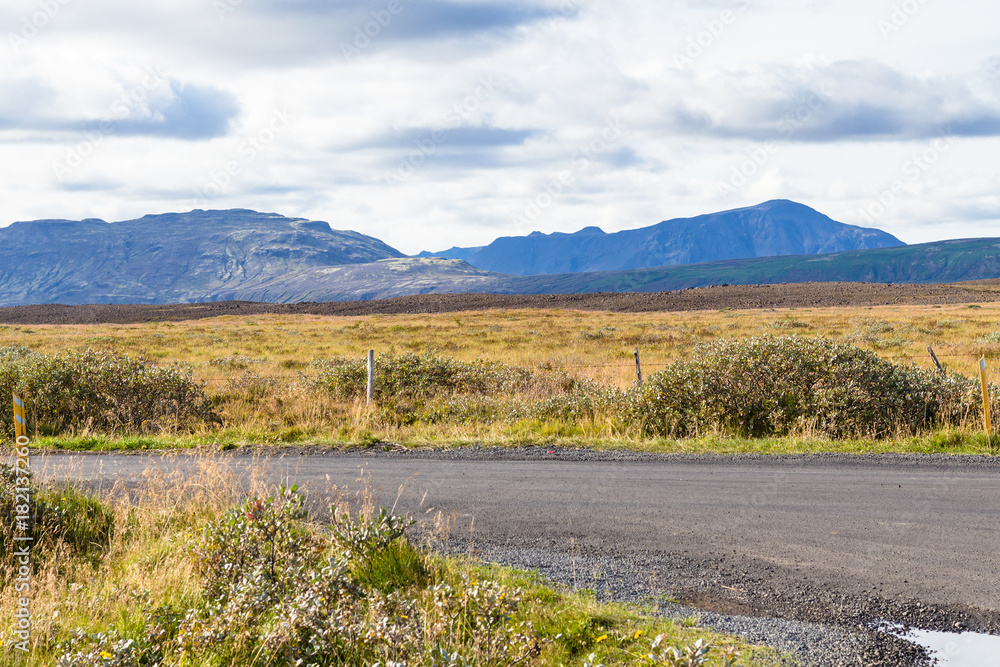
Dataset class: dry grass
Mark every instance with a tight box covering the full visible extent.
[4,303,998,385]
[4,302,1000,452]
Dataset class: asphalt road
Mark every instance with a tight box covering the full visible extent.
[36,450,1000,630]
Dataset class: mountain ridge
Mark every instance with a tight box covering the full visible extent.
[0,209,404,305]
[214,238,1000,303]
[418,200,904,274]
[2,202,989,307]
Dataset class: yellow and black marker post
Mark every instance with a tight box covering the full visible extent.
[13,393,26,439]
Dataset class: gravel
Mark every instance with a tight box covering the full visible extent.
[438,542,931,666]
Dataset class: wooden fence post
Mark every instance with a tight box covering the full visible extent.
[634,347,642,387]
[927,346,944,374]
[366,350,375,405]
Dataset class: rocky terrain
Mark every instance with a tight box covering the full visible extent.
[1,279,999,324]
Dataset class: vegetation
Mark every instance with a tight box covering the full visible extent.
[0,461,781,665]
[633,336,988,438]
[1,303,1000,452]
[0,348,213,435]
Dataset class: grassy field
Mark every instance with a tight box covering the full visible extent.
[3,302,1000,453]
[0,458,784,666]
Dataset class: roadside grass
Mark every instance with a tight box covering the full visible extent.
[31,429,1000,456]
[0,459,786,666]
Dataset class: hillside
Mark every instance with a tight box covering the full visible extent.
[208,238,1000,303]
[420,200,904,274]
[0,210,404,305]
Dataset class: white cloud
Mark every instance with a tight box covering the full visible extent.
[0,0,998,254]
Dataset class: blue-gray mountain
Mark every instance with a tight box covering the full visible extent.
[3,203,994,307]
[0,209,403,305]
[419,200,904,274]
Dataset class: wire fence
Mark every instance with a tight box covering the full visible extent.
[190,346,992,388]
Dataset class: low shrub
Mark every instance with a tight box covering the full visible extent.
[0,348,215,434]
[177,488,538,666]
[631,335,985,438]
[312,351,532,400]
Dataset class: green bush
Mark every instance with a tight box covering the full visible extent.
[175,488,537,666]
[0,348,215,434]
[632,335,983,438]
[312,351,532,400]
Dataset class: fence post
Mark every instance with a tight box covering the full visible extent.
[366,350,375,405]
[980,357,991,433]
[634,347,643,387]
[927,346,944,374]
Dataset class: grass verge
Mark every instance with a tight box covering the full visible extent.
[0,459,786,666]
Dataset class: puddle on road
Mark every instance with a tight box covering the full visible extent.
[885,624,1000,665]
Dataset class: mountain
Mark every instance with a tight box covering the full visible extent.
[1,204,993,307]
[212,238,1000,303]
[0,209,404,305]
[499,237,1000,294]
[418,200,904,275]
[416,245,484,260]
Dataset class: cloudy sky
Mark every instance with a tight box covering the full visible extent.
[2,0,998,254]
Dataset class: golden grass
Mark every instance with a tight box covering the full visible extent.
[4,303,999,386]
[6,301,1000,452]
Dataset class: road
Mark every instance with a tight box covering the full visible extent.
[36,450,1000,630]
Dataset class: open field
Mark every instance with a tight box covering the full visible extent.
[3,285,1000,452]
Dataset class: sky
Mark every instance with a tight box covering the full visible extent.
[1,0,998,255]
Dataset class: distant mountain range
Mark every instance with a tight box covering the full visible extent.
[417,199,903,274]
[0,202,997,306]
[228,238,1000,302]
[0,210,402,305]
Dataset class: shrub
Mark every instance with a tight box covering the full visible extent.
[0,348,215,434]
[312,351,532,400]
[632,335,983,438]
[176,488,538,666]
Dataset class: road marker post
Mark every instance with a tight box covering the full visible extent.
[980,357,992,433]
[366,350,375,405]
